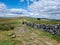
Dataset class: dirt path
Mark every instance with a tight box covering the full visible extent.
[14,25,60,45]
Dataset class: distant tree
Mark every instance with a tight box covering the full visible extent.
[37,18,40,20]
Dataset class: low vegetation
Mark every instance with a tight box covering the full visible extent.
[0,18,20,31]
[0,17,60,45]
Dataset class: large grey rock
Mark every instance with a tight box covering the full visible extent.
[56,29,60,35]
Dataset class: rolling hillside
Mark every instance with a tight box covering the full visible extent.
[0,17,60,45]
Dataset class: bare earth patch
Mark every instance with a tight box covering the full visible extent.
[13,25,60,45]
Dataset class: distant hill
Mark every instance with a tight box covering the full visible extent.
[36,18,60,22]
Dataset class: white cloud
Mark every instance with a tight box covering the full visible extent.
[0,3,7,13]
[9,8,27,14]
[1,0,60,19]
[30,0,34,2]
[0,3,31,17]
[28,0,60,19]
[20,0,37,2]
[0,3,8,17]
[20,0,24,2]
[9,8,31,16]
[19,0,38,7]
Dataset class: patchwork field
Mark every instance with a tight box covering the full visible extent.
[0,17,60,45]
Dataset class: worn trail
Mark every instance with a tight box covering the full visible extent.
[13,24,60,45]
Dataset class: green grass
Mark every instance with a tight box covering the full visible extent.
[0,40,20,45]
[0,17,60,45]
[23,17,60,42]
[0,18,21,45]
[0,18,21,30]
[0,40,13,45]
[25,25,60,42]
[22,17,60,24]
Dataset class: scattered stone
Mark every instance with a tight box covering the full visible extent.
[11,34,16,38]
[8,33,15,36]
[8,32,16,38]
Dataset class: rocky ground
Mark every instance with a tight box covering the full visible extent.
[10,24,60,45]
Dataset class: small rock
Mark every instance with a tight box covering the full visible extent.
[8,33,14,36]
[11,35,16,38]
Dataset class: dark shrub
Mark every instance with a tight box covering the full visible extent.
[9,25,15,30]
[37,18,41,20]
[0,24,16,30]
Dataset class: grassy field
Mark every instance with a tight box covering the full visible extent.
[0,17,60,45]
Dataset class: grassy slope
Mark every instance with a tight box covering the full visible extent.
[0,17,60,45]
[21,17,60,24]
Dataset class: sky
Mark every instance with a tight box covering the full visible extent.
[0,0,28,9]
[0,0,60,19]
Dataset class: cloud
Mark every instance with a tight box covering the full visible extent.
[0,3,32,17]
[9,8,27,14]
[9,8,31,16]
[20,0,37,2]
[19,0,38,7]
[0,3,7,13]
[20,0,24,2]
[0,3,8,17]
[28,0,60,19]
[1,0,60,19]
